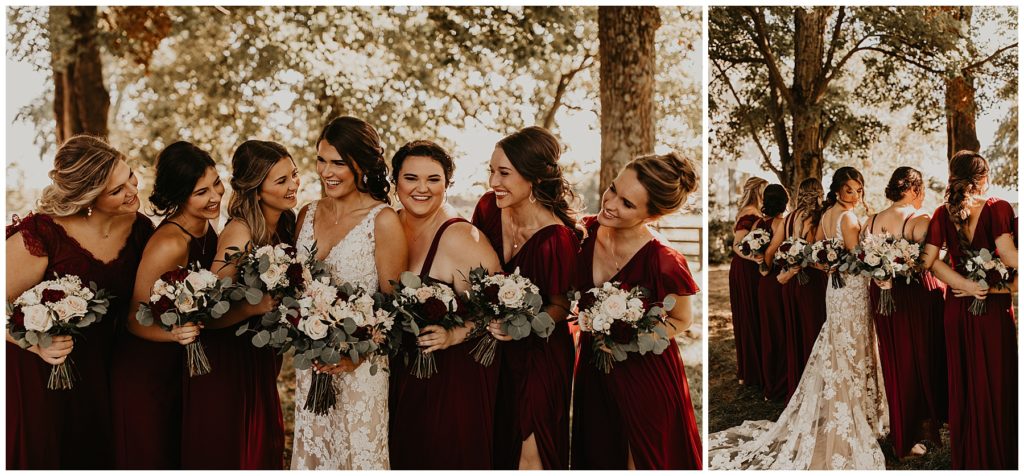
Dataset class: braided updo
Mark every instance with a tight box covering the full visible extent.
[944,150,988,228]
[884,166,924,202]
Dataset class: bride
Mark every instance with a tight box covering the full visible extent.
[291,117,408,470]
[709,167,888,470]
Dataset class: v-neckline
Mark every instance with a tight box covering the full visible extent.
[48,214,136,266]
[589,222,655,286]
[501,221,562,266]
[311,201,382,261]
[958,199,991,248]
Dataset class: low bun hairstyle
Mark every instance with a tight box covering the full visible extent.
[228,140,296,247]
[318,116,391,204]
[884,166,924,202]
[390,140,455,188]
[37,135,125,217]
[761,184,789,217]
[795,177,824,227]
[815,166,867,225]
[945,150,989,228]
[738,176,768,211]
[150,141,217,217]
[497,126,579,230]
[625,151,698,217]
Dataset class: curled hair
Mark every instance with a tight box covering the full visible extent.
[625,151,698,217]
[390,140,455,188]
[761,184,789,217]
[318,116,390,204]
[738,176,768,212]
[794,177,824,228]
[497,126,579,230]
[884,166,924,202]
[150,141,217,217]
[815,167,868,224]
[36,135,125,216]
[228,140,296,247]
[945,150,989,228]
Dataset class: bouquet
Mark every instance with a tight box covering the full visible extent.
[806,238,853,288]
[575,282,675,373]
[136,266,233,376]
[225,242,329,345]
[775,237,810,284]
[289,277,394,415]
[7,276,110,389]
[960,247,1015,315]
[388,272,464,379]
[462,266,554,366]
[855,233,921,316]
[738,228,772,272]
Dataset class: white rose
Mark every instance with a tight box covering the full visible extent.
[52,299,76,322]
[982,260,997,270]
[305,280,337,309]
[22,305,52,332]
[497,282,525,308]
[414,286,435,303]
[624,307,644,323]
[302,317,330,340]
[402,286,418,298]
[374,309,395,331]
[18,289,40,306]
[62,296,89,319]
[260,264,285,289]
[627,297,644,310]
[864,254,881,267]
[176,293,198,313]
[592,312,612,333]
[354,293,375,320]
[600,294,628,318]
[826,250,838,262]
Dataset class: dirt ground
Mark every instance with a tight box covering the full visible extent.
[706,265,952,470]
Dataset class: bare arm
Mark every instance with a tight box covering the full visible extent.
[661,293,692,338]
[373,208,408,294]
[763,217,786,268]
[732,228,762,264]
[126,230,200,344]
[995,234,1018,269]
[205,220,276,330]
[839,212,861,252]
[6,233,73,363]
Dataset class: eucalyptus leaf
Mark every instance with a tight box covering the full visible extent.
[252,330,271,348]
[399,272,422,289]
[244,287,264,305]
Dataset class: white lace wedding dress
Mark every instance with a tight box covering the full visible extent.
[709,215,889,470]
[291,201,390,470]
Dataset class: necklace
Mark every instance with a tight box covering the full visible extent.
[508,215,523,250]
[605,228,625,271]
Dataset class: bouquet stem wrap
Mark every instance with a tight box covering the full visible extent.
[185,340,212,377]
[47,357,78,390]
[303,371,338,416]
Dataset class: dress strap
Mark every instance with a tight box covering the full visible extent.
[161,219,199,239]
[420,218,469,279]
[900,214,913,240]
[784,213,795,238]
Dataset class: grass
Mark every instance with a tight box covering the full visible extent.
[706,265,951,470]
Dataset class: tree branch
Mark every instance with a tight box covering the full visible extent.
[818,6,846,95]
[744,6,795,108]
[858,46,946,74]
[541,53,594,129]
[712,58,780,177]
[963,42,1018,73]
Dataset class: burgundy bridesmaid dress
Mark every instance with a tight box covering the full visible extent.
[728,214,762,386]
[926,198,1016,470]
[779,216,827,401]
[110,222,218,469]
[6,212,154,469]
[472,191,578,470]
[179,221,290,470]
[570,217,702,470]
[756,218,787,401]
[389,218,500,469]
[867,215,947,458]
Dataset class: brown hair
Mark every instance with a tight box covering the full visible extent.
[318,116,390,204]
[945,150,989,247]
[37,135,125,216]
[738,176,768,212]
[390,140,455,188]
[497,126,579,230]
[795,177,824,229]
[761,184,789,217]
[884,166,924,202]
[625,151,698,217]
[815,166,869,225]
[228,140,296,247]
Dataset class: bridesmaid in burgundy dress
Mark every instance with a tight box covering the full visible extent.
[472,126,580,470]
[728,177,767,386]
[863,167,947,459]
[774,178,827,401]
[6,136,153,469]
[570,152,702,469]
[180,140,299,469]
[110,142,222,469]
[756,184,789,401]
[387,141,503,469]
[921,151,1017,470]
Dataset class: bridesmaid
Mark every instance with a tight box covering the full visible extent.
[863,167,947,459]
[728,177,767,386]
[472,126,580,470]
[756,184,789,401]
[7,136,153,469]
[570,152,702,469]
[180,140,298,469]
[775,178,827,400]
[110,141,222,469]
[388,140,503,469]
[921,151,1017,470]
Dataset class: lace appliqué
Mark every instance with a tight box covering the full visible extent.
[709,218,888,470]
[291,201,391,470]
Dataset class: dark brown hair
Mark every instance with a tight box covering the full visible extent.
[884,166,924,202]
[625,151,698,217]
[761,184,789,217]
[318,116,390,204]
[390,140,455,188]
[150,141,217,217]
[945,150,988,227]
[497,126,578,230]
[815,166,868,224]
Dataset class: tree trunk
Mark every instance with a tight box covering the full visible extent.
[597,6,660,193]
[944,7,981,158]
[786,7,830,192]
[50,6,109,144]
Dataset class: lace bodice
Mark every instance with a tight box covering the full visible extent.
[709,213,888,470]
[291,201,390,470]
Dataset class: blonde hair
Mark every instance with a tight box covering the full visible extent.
[626,151,699,217]
[36,135,125,216]
[228,140,296,247]
[737,176,768,211]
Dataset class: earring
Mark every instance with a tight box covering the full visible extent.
[529,192,537,204]
[363,175,369,185]
[86,206,93,217]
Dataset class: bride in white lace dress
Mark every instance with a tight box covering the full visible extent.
[709,168,889,470]
[290,117,408,470]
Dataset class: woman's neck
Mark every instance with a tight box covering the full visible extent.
[324,191,376,215]
[602,221,651,247]
[505,198,553,230]
[259,203,283,238]
[399,205,449,245]
[169,211,209,237]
